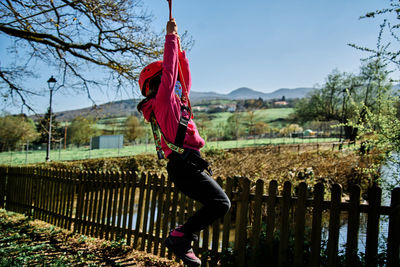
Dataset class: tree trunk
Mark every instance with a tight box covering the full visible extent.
[344,126,358,141]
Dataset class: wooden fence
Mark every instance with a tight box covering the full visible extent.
[0,166,399,267]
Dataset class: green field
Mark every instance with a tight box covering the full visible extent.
[92,108,294,132]
[203,108,294,129]
[0,107,305,165]
[0,136,339,166]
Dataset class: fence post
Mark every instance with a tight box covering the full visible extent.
[90,171,100,237]
[121,172,130,242]
[74,170,84,233]
[235,177,250,267]
[111,171,121,241]
[141,172,153,251]
[66,169,75,230]
[250,179,264,264]
[345,185,361,267]
[222,177,234,252]
[387,187,400,267]
[147,173,159,253]
[327,184,342,267]
[265,180,278,261]
[126,171,138,246]
[310,182,324,267]
[134,172,147,249]
[210,177,224,265]
[278,181,292,267]
[153,173,165,255]
[0,167,7,209]
[294,182,307,267]
[365,184,382,267]
[160,175,172,257]
[100,171,110,240]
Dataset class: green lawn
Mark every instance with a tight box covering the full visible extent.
[0,107,305,165]
[206,108,294,129]
[91,108,294,132]
[0,136,339,166]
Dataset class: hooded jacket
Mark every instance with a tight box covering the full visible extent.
[140,34,205,158]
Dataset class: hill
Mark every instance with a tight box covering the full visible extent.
[53,87,314,121]
[54,99,142,121]
[190,87,315,102]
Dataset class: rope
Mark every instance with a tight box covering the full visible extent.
[167,0,172,21]
[166,0,192,118]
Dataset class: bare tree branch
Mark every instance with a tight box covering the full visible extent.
[0,0,181,112]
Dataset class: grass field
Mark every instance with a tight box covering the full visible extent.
[0,136,339,166]
[92,108,294,131]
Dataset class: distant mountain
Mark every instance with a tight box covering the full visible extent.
[53,86,315,121]
[190,86,315,102]
[54,99,141,122]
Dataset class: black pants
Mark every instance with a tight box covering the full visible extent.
[167,150,231,235]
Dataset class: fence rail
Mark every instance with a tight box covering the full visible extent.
[0,166,399,266]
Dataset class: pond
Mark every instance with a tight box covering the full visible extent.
[337,152,399,254]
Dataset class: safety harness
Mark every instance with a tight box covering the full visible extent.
[149,0,193,160]
[146,0,212,175]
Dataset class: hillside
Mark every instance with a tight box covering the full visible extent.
[54,99,142,122]
[190,87,315,102]
[53,87,314,121]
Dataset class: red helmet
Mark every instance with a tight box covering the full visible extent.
[138,61,163,96]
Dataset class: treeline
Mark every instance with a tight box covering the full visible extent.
[0,111,145,151]
[236,97,300,110]
[291,59,400,142]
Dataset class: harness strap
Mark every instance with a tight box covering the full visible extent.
[174,105,190,147]
[150,112,184,159]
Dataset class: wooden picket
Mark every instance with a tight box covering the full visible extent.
[1,166,400,266]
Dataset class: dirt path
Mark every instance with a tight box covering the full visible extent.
[0,209,180,266]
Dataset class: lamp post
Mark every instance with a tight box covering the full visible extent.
[45,76,57,162]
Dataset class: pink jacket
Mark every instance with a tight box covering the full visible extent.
[140,34,205,158]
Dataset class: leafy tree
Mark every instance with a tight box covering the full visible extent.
[35,108,62,144]
[347,1,400,190]
[244,111,258,136]
[68,116,98,146]
[293,60,392,140]
[0,0,173,110]
[349,1,400,71]
[224,113,245,140]
[254,121,269,135]
[195,113,211,138]
[0,115,38,151]
[124,115,143,142]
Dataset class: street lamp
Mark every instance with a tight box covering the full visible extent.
[45,76,57,162]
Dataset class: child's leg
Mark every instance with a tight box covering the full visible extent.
[167,155,231,234]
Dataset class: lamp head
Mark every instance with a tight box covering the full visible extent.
[47,76,57,90]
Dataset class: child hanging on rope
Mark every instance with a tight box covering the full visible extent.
[137,19,231,267]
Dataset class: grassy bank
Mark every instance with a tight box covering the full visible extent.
[0,209,179,267]
[22,143,381,193]
[0,137,338,165]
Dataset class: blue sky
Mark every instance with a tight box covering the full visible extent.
[0,0,393,114]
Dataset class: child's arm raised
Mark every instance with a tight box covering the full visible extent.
[157,19,179,102]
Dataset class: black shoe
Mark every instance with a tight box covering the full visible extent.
[164,227,201,266]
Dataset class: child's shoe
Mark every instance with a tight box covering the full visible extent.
[164,227,201,266]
